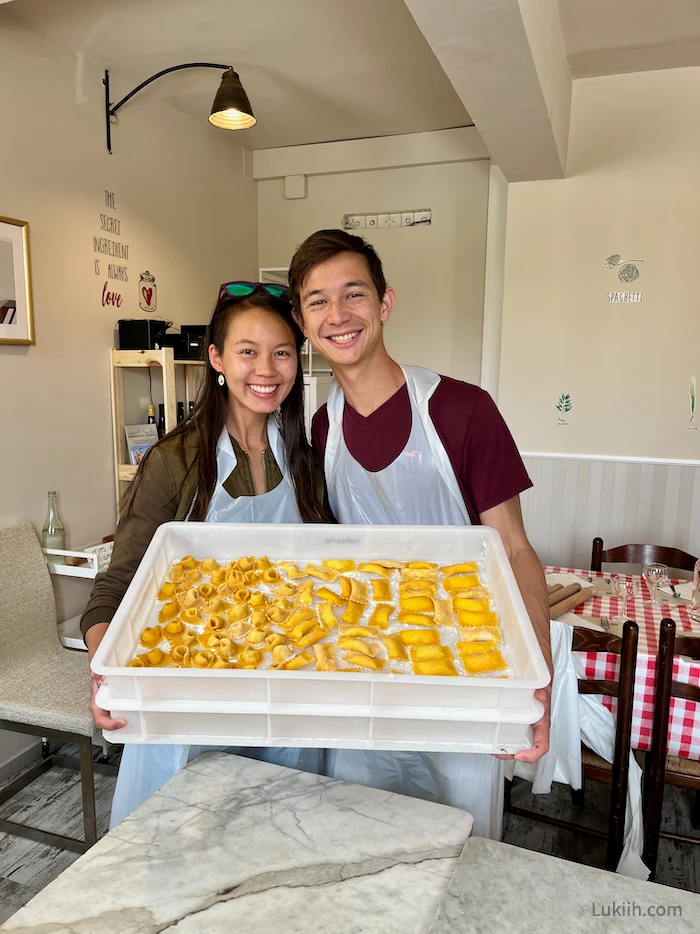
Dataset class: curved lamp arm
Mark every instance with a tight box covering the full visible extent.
[103,64,232,154]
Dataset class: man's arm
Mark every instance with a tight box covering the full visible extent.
[480,494,552,763]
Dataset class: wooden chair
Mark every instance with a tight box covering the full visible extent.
[591,537,696,574]
[642,618,700,879]
[505,620,639,870]
[0,522,112,853]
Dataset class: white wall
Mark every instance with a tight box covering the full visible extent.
[521,456,700,569]
[257,147,490,384]
[0,10,257,769]
[499,67,700,463]
[497,67,700,566]
[0,9,257,615]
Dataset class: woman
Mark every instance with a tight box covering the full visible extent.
[83,282,334,827]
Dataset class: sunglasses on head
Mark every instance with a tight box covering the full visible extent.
[218,280,291,303]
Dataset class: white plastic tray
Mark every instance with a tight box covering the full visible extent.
[92,522,550,753]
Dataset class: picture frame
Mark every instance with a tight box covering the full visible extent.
[0,216,34,346]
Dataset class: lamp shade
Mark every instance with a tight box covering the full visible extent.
[209,69,256,129]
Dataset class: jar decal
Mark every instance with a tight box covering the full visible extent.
[139,271,157,312]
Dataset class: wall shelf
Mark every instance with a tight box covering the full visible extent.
[43,545,101,579]
[110,348,205,515]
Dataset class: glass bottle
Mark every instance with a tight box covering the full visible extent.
[188,401,195,415]
[177,402,184,424]
[157,403,166,439]
[42,491,65,562]
[147,403,156,425]
[691,560,700,623]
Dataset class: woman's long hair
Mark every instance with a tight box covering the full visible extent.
[121,290,334,524]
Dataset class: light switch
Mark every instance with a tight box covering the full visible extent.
[378,214,390,228]
[389,213,401,228]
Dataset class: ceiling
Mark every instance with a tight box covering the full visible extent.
[559,0,700,78]
[7,0,471,150]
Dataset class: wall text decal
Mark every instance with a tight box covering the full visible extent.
[93,191,129,308]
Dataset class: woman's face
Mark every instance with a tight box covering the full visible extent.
[209,307,298,417]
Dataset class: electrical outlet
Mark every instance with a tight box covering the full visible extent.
[402,212,414,227]
[414,210,431,225]
[389,213,401,228]
[366,215,378,229]
[378,214,390,228]
[351,215,366,229]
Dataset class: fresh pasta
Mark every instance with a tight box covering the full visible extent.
[131,552,509,677]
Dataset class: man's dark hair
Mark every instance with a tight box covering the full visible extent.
[288,229,387,312]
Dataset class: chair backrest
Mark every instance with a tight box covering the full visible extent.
[643,618,700,877]
[0,521,59,653]
[591,536,697,574]
[649,618,700,728]
[573,619,639,869]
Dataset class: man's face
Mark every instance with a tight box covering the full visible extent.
[294,252,394,370]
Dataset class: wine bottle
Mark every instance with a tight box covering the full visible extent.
[177,402,184,424]
[147,403,156,425]
[157,403,166,439]
[189,401,195,415]
[43,491,65,563]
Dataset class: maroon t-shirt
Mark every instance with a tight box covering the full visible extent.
[311,376,532,524]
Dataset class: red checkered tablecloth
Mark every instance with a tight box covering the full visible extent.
[545,566,700,760]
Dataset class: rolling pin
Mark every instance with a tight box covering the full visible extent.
[550,586,596,619]
[547,584,564,597]
[548,583,581,607]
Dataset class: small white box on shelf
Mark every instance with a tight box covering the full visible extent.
[92,523,549,753]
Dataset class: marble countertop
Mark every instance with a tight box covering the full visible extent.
[1,751,473,934]
[430,837,700,934]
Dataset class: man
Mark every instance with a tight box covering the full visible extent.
[289,229,552,838]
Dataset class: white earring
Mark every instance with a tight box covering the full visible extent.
[217,373,225,387]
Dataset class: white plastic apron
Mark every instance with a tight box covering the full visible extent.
[110,419,324,830]
[325,365,471,526]
[205,420,303,524]
[324,366,504,840]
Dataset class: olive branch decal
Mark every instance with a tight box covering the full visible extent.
[690,376,696,425]
[556,392,572,414]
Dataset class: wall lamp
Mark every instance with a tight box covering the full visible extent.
[103,63,256,154]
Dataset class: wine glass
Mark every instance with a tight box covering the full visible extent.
[611,576,640,622]
[642,563,668,605]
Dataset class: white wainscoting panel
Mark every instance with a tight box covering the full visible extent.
[521,456,700,569]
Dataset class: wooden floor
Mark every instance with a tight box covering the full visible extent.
[0,748,698,925]
[0,745,117,925]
